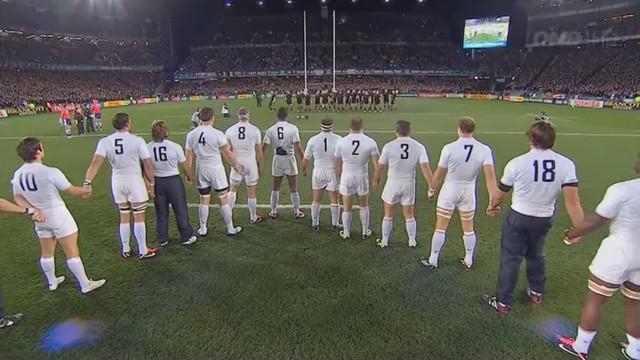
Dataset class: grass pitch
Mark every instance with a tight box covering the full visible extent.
[0,98,639,360]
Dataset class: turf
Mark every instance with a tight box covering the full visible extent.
[0,98,638,360]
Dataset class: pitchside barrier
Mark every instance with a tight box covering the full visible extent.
[2,92,639,118]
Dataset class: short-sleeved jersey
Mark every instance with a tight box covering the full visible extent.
[263,121,301,156]
[500,149,578,218]
[595,178,640,240]
[225,122,261,160]
[95,132,151,178]
[304,132,342,169]
[379,137,429,181]
[334,132,379,175]
[185,125,228,167]
[438,137,494,185]
[11,162,71,210]
[147,140,186,178]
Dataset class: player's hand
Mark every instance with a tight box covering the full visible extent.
[427,188,436,200]
[147,183,156,199]
[31,209,45,223]
[562,228,582,245]
[372,177,381,188]
[258,165,264,177]
[486,205,501,217]
[82,184,92,199]
[234,163,245,175]
[302,168,308,177]
[185,176,193,186]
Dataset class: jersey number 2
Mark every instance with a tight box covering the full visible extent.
[352,140,360,155]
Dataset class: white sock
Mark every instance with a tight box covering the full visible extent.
[359,207,370,234]
[228,191,237,210]
[291,192,301,214]
[311,202,321,226]
[342,211,352,237]
[66,257,90,290]
[382,217,393,244]
[428,230,447,265]
[574,327,597,354]
[199,204,209,229]
[248,197,258,222]
[405,218,417,242]
[219,204,235,233]
[39,257,57,288]
[626,334,640,359]
[463,232,477,265]
[119,223,131,253]
[133,222,149,255]
[330,203,340,226]
[270,191,280,213]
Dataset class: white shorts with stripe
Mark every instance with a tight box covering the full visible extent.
[312,168,339,192]
[589,236,640,285]
[436,182,476,213]
[381,179,416,206]
[111,176,149,204]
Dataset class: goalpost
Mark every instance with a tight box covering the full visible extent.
[302,10,337,91]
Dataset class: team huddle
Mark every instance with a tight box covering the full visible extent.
[5,106,640,360]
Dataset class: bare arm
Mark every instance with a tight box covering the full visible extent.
[565,213,608,244]
[185,149,194,174]
[179,161,193,182]
[13,194,33,209]
[301,158,310,177]
[420,163,434,189]
[482,164,498,202]
[0,197,29,214]
[335,157,343,178]
[221,145,243,173]
[294,142,304,162]
[372,163,385,188]
[262,143,269,157]
[84,155,105,183]
[142,158,155,183]
[255,143,264,176]
[430,166,446,191]
[64,185,92,197]
[370,154,380,176]
[562,186,584,227]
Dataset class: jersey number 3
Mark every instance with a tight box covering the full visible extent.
[400,144,409,159]
[533,160,556,182]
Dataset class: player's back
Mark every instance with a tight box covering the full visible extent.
[336,132,379,174]
[440,137,494,185]
[598,178,640,241]
[505,149,577,217]
[226,122,261,160]
[306,132,342,169]
[380,137,428,181]
[96,132,149,178]
[264,121,300,155]
[147,139,185,178]
[11,162,69,210]
[186,125,227,167]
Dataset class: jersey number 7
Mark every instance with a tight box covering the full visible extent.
[464,144,474,162]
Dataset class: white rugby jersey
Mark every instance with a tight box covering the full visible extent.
[304,132,342,169]
[185,125,228,167]
[226,122,261,160]
[334,132,379,174]
[147,140,186,178]
[263,121,301,156]
[501,148,578,218]
[379,137,429,181]
[95,131,151,178]
[11,162,71,210]
[438,137,494,185]
[595,178,640,240]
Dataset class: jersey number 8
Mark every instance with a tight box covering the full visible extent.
[238,127,246,140]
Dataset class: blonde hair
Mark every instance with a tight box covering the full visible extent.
[151,120,169,142]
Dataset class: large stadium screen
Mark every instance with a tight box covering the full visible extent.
[463,16,510,49]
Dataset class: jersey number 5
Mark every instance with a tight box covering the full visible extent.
[400,144,409,159]
[115,139,124,155]
[533,160,556,182]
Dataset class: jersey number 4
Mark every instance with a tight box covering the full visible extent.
[198,132,207,146]
[533,160,556,182]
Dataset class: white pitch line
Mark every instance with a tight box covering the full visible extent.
[150,203,356,209]
[1,130,640,141]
